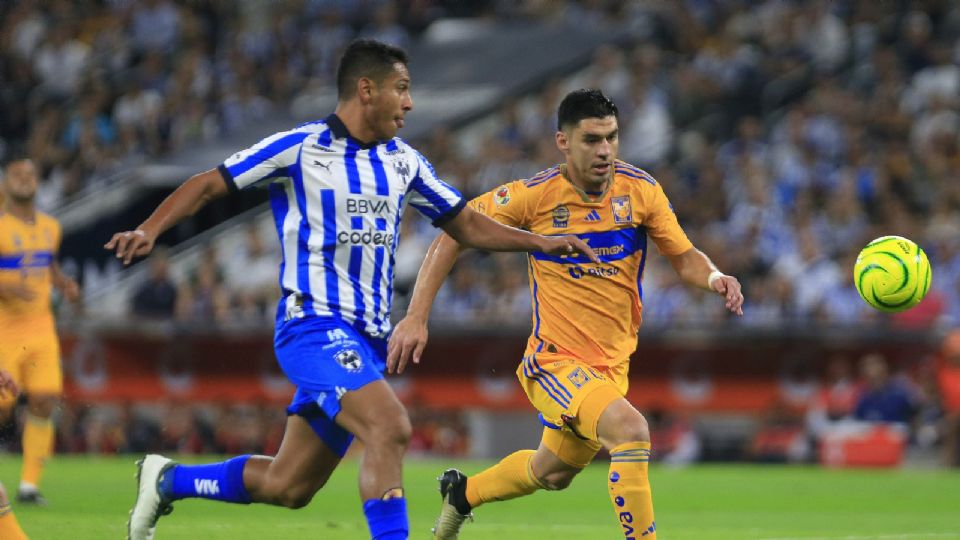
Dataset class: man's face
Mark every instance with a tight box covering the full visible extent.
[2,160,38,204]
[557,115,619,187]
[366,62,413,141]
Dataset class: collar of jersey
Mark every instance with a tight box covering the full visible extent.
[559,164,611,204]
[325,113,382,149]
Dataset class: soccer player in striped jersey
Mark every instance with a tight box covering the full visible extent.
[107,39,596,540]
[389,89,744,539]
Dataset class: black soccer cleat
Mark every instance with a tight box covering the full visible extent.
[432,468,473,539]
[16,489,48,506]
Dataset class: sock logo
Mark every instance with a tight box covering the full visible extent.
[194,478,220,496]
[609,471,620,483]
[615,496,625,507]
[619,511,635,539]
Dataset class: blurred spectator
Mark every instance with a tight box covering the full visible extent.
[806,355,858,440]
[176,246,230,325]
[939,330,960,466]
[131,246,179,319]
[854,353,920,425]
[223,222,278,323]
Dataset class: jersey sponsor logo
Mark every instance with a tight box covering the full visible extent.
[612,196,632,224]
[326,329,349,342]
[494,186,510,206]
[312,143,334,152]
[336,229,395,246]
[194,479,220,496]
[567,367,591,389]
[335,349,363,373]
[385,147,406,156]
[347,198,391,215]
[585,209,602,222]
[552,205,570,228]
[568,265,620,279]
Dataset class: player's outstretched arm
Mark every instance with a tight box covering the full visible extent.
[104,169,229,265]
[441,206,598,262]
[666,247,744,315]
[387,232,463,374]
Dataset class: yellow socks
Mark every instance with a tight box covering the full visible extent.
[608,442,656,539]
[0,501,28,539]
[21,415,54,489]
[465,450,545,509]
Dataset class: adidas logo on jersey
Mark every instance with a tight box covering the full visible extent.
[585,210,602,222]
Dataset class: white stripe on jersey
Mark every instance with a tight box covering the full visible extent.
[221,115,464,336]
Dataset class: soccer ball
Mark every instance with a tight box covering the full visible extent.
[853,235,931,312]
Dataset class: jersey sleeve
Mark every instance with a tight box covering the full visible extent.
[406,149,466,227]
[643,180,693,256]
[468,180,530,229]
[218,129,309,192]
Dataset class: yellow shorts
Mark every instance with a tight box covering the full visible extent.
[517,354,628,462]
[0,330,62,407]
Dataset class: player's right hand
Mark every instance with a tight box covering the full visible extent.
[386,316,428,375]
[0,369,18,398]
[104,229,155,265]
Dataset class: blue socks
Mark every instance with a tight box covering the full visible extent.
[363,497,408,539]
[160,455,252,504]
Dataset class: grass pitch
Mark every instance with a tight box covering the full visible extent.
[3,456,959,539]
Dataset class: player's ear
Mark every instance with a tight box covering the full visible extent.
[555,130,568,152]
[357,77,375,103]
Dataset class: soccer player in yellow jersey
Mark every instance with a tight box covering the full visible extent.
[388,89,744,539]
[0,156,80,506]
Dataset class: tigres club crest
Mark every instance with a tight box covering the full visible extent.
[612,196,632,224]
[552,205,570,228]
[494,185,511,206]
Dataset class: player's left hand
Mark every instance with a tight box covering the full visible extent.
[711,274,744,316]
[386,315,428,374]
[0,369,18,398]
[104,229,156,265]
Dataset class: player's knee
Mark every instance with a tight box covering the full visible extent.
[368,406,412,449]
[603,409,650,447]
[538,469,578,491]
[277,487,315,509]
[27,395,59,418]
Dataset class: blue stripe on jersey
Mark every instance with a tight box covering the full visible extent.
[524,167,556,186]
[0,252,54,269]
[375,218,387,231]
[268,182,290,294]
[530,228,643,264]
[321,189,341,314]
[349,246,366,326]
[528,257,542,341]
[615,163,656,185]
[317,128,332,147]
[345,139,362,194]
[227,132,309,180]
[368,147,390,196]
[370,246,386,332]
[407,176,442,221]
[383,193,406,325]
[525,169,559,188]
[291,150,315,316]
[637,227,648,302]
[351,216,363,230]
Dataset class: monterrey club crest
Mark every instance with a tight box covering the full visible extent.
[393,159,410,183]
[335,349,363,373]
[494,185,511,206]
[612,196,632,224]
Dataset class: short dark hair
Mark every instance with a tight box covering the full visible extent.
[557,89,619,131]
[1,149,32,173]
[336,39,409,99]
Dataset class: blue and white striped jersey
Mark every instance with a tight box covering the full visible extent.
[218,114,465,337]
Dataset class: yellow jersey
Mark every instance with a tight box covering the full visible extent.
[470,160,693,368]
[0,211,61,335]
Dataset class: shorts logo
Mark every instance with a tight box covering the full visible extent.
[612,196,632,224]
[494,186,511,206]
[567,367,591,389]
[552,205,570,228]
[335,349,363,373]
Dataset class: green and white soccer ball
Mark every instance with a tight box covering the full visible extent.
[853,235,932,312]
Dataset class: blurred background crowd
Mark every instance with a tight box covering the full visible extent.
[2,0,960,465]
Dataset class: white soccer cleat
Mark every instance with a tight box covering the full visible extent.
[431,469,473,540]
[127,454,176,540]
